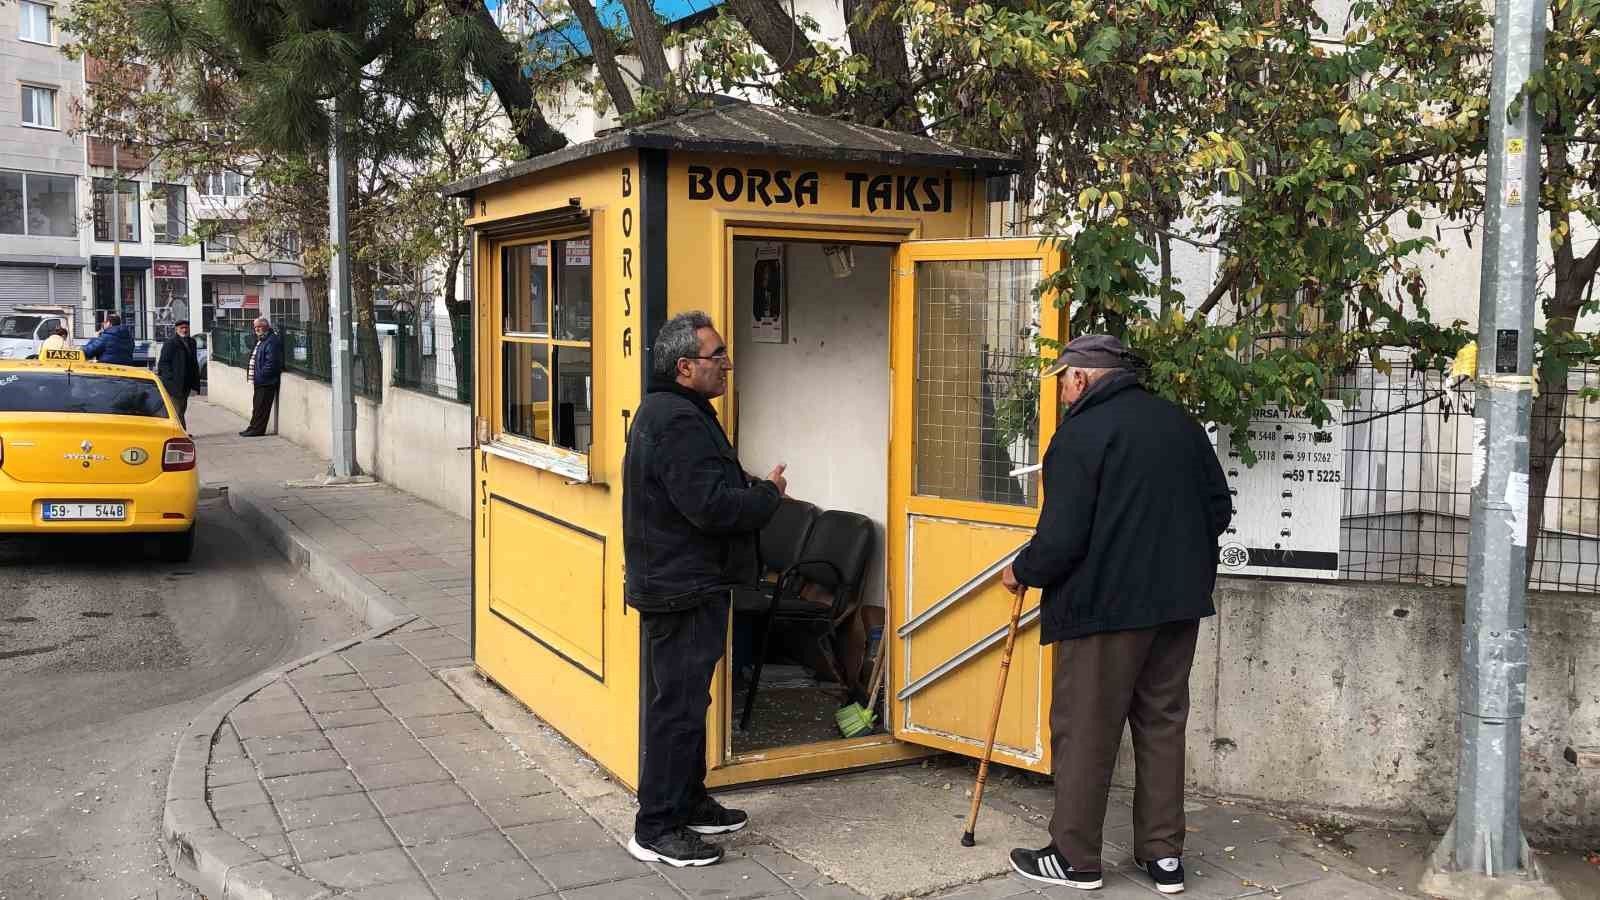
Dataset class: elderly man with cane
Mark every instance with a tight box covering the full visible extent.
[1001,334,1232,893]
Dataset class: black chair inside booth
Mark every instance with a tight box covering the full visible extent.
[734,504,875,733]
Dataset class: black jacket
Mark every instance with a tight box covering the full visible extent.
[622,378,782,612]
[1012,371,1233,643]
[157,335,200,396]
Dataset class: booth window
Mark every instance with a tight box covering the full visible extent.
[499,235,594,458]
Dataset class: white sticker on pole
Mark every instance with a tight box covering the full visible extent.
[1471,417,1487,488]
[1506,471,1529,547]
[1505,138,1526,207]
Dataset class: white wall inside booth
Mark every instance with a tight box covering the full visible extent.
[732,239,892,610]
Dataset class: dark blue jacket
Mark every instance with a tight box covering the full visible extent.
[83,324,135,365]
[1011,371,1233,643]
[250,331,284,386]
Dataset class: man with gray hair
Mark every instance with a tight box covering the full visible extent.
[1003,334,1232,894]
[622,311,788,867]
[240,316,283,437]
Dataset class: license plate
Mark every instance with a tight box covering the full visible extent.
[42,502,126,521]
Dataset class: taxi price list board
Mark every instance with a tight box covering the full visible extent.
[1213,401,1345,580]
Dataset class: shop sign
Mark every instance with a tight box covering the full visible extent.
[685,165,956,214]
[153,261,189,279]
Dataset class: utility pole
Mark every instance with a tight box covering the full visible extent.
[111,142,121,331]
[327,93,359,478]
[1423,0,1556,895]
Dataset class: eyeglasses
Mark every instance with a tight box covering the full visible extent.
[683,349,731,364]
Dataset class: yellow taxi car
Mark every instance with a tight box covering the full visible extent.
[0,348,198,561]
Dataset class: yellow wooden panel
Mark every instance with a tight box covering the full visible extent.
[488,496,606,677]
[898,515,1047,766]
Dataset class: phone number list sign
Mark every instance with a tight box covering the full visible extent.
[1214,401,1345,580]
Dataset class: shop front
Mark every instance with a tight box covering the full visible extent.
[446,103,1064,790]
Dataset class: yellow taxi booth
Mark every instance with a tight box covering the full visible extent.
[445,102,1065,790]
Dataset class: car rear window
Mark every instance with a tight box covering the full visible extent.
[0,371,169,417]
[0,315,43,339]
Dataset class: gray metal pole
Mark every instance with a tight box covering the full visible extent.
[327,94,358,477]
[112,142,121,331]
[1452,0,1546,878]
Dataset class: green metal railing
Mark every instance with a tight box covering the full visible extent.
[213,318,382,401]
[393,312,472,404]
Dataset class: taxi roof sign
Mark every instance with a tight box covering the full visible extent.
[42,348,86,364]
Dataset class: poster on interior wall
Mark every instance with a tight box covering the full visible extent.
[751,242,785,343]
[1213,400,1345,580]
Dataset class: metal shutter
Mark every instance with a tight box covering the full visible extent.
[0,266,51,316]
[51,267,83,305]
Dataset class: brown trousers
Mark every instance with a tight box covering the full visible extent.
[1048,619,1200,870]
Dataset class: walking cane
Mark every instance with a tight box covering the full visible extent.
[961,584,1026,847]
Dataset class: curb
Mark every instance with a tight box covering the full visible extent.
[225,484,410,628]
[163,615,417,900]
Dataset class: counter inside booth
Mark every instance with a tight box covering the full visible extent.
[447,101,1065,790]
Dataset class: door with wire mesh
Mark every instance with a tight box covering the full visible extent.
[888,239,1063,772]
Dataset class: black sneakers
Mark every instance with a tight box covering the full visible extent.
[1009,845,1103,890]
[627,829,724,867]
[1136,856,1185,893]
[687,797,749,835]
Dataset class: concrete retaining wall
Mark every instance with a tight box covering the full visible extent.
[207,336,470,518]
[1116,578,1600,846]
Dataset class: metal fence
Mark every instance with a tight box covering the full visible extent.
[1331,358,1599,593]
[212,319,382,402]
[393,312,471,404]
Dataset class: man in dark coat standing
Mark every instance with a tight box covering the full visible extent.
[240,316,283,437]
[83,313,135,366]
[622,310,788,868]
[1004,334,1232,894]
[156,320,201,428]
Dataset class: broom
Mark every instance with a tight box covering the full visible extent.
[835,625,888,738]
[961,585,1026,847]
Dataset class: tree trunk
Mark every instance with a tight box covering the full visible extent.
[441,248,473,403]
[569,0,636,117]
[722,0,832,113]
[446,0,568,157]
[1524,373,1568,583]
[842,0,920,131]
[619,0,672,94]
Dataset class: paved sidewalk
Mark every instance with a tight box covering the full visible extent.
[179,399,1412,900]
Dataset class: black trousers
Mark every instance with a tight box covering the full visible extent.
[635,594,728,842]
[168,390,189,429]
[246,383,278,435]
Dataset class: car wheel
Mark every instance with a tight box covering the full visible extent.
[159,525,196,563]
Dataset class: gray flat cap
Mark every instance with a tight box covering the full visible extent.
[1040,334,1138,378]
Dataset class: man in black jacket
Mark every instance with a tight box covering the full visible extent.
[156,320,201,428]
[1003,334,1232,894]
[622,311,787,868]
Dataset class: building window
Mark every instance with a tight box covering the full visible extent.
[200,171,246,198]
[0,169,76,237]
[499,235,594,460]
[206,225,241,256]
[21,84,56,129]
[93,178,139,242]
[19,1,51,43]
[153,184,187,243]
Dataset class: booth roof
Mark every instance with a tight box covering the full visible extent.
[442,101,1021,197]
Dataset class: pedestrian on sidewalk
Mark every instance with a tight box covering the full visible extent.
[157,320,201,429]
[83,313,134,366]
[622,310,788,868]
[240,316,282,437]
[1002,334,1232,894]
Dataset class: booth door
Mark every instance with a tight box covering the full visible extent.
[888,238,1063,773]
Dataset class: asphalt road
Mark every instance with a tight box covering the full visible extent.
[0,499,359,900]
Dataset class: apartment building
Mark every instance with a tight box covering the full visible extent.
[0,0,304,344]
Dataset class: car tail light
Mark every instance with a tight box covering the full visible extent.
[163,437,196,471]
